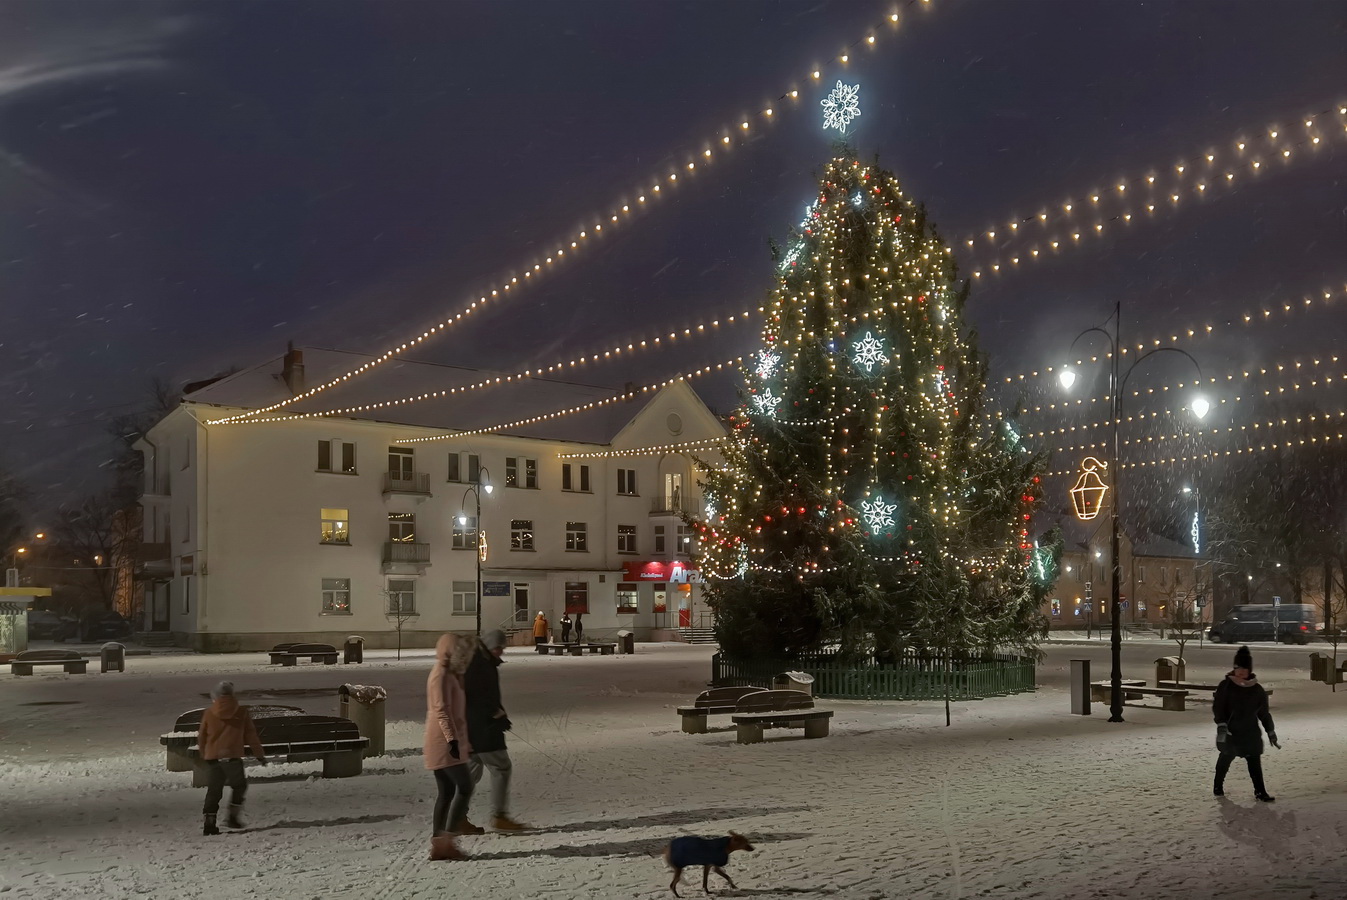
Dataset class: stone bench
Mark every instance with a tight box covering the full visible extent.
[538,642,616,656]
[677,687,766,734]
[1091,681,1189,711]
[10,649,88,676]
[268,642,339,666]
[161,707,367,785]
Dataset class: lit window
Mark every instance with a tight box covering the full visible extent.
[321,578,351,614]
[566,522,588,552]
[510,519,534,551]
[616,583,639,615]
[321,508,350,544]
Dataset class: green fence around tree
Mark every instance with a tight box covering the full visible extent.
[711,650,1036,701]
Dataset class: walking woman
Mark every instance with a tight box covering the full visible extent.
[425,632,476,860]
[1213,645,1279,802]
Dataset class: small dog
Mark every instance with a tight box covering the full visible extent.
[663,831,754,896]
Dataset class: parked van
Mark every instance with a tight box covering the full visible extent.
[1207,604,1319,644]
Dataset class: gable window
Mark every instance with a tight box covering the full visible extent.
[511,519,534,551]
[448,452,481,484]
[321,508,351,544]
[452,580,478,616]
[617,524,637,554]
[564,581,589,614]
[386,579,416,615]
[453,515,478,550]
[506,457,538,489]
[562,463,591,492]
[565,521,588,552]
[616,582,639,615]
[388,512,416,543]
[321,578,351,614]
[617,468,637,495]
[318,440,357,474]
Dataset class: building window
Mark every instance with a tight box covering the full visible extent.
[386,579,416,615]
[617,524,637,554]
[321,508,351,544]
[322,578,351,614]
[617,468,637,495]
[652,584,668,614]
[511,519,534,551]
[562,463,590,492]
[1050,598,1061,618]
[180,575,191,615]
[566,522,588,552]
[1160,567,1168,586]
[318,440,357,474]
[1075,565,1083,583]
[448,452,481,484]
[564,581,589,614]
[616,582,639,615]
[388,511,416,543]
[1175,568,1183,586]
[505,457,538,489]
[389,447,413,479]
[677,524,694,553]
[453,515,478,550]
[654,525,666,554]
[452,580,478,616]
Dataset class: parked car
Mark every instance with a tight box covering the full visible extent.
[26,609,78,642]
[76,610,134,642]
[1207,603,1319,644]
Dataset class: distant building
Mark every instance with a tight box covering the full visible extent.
[137,346,724,651]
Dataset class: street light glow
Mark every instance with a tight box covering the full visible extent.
[458,514,468,525]
[1058,367,1076,390]
[1190,396,1210,418]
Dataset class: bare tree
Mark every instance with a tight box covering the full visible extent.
[383,588,417,660]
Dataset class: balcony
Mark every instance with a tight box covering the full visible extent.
[650,496,700,517]
[382,541,430,574]
[382,472,431,497]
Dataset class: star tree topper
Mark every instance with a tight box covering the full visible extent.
[851,331,890,372]
[821,81,861,134]
[859,495,898,534]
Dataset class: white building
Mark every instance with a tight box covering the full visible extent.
[137,346,725,651]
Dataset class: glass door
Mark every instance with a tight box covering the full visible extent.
[513,584,530,624]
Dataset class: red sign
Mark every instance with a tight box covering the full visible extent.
[621,560,701,583]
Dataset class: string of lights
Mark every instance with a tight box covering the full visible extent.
[556,437,728,460]
[212,310,757,426]
[208,4,936,426]
[1050,410,1347,455]
[1040,429,1347,477]
[963,104,1347,280]
[392,356,745,443]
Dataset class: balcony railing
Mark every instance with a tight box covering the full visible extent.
[382,472,431,495]
[382,541,430,565]
[651,496,689,516]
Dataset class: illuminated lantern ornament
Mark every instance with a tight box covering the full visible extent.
[859,495,898,534]
[1070,457,1109,521]
[851,331,890,373]
[821,81,861,134]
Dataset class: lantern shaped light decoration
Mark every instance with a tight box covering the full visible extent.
[1070,457,1110,521]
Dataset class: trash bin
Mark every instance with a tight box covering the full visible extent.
[344,635,365,665]
[1309,652,1327,683]
[100,641,125,674]
[616,630,634,655]
[1154,656,1184,684]
[338,684,387,757]
[773,671,814,696]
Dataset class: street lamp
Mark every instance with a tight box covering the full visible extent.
[1061,301,1208,722]
[459,467,493,637]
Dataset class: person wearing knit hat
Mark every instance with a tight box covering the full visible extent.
[1213,645,1280,802]
[463,629,529,833]
[198,680,266,834]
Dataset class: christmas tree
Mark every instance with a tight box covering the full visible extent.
[696,151,1056,662]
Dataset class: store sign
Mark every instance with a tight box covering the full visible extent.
[482,581,511,597]
[621,560,702,583]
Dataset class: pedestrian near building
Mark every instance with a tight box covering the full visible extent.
[532,611,549,648]
[573,612,584,643]
[560,613,572,643]
[425,633,476,860]
[464,629,528,832]
[1213,645,1279,802]
[197,681,266,835]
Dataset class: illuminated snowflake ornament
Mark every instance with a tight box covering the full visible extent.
[821,81,861,134]
[755,350,781,380]
[859,495,898,534]
[851,331,889,373]
[779,242,804,273]
[752,388,780,418]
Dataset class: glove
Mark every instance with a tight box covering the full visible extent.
[1268,733,1281,749]
[448,739,460,760]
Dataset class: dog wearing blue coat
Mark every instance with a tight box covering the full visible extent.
[662,831,754,896]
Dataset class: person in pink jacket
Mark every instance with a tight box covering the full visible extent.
[424,632,475,860]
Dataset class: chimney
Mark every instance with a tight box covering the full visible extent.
[282,341,305,395]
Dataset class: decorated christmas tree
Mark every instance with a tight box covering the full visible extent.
[696,149,1056,662]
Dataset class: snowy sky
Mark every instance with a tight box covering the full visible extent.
[1,0,1343,515]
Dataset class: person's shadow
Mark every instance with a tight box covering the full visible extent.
[1216,797,1300,862]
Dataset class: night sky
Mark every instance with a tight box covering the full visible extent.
[2,0,1344,516]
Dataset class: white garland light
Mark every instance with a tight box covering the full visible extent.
[851,331,890,372]
[756,350,782,380]
[821,81,861,134]
[859,495,898,534]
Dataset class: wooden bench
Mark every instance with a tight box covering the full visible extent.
[10,649,88,676]
[160,708,367,785]
[160,705,306,771]
[1159,680,1274,698]
[728,690,833,743]
[1091,681,1189,711]
[538,642,616,656]
[268,642,339,666]
[677,686,766,734]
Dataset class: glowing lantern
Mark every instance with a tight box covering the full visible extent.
[1070,457,1109,521]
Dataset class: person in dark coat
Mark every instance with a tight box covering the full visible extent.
[1213,645,1279,802]
[463,629,528,832]
[573,612,584,643]
[560,613,572,643]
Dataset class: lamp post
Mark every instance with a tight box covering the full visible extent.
[459,467,493,637]
[1059,300,1208,722]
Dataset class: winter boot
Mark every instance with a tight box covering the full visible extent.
[1254,791,1276,803]
[491,815,528,832]
[453,818,485,836]
[429,834,463,861]
[225,803,246,829]
[1212,780,1224,797]
[203,814,221,836]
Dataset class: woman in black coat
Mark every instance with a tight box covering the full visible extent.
[1212,645,1279,802]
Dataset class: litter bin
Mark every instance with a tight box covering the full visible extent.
[616,630,634,655]
[100,641,125,674]
[338,684,387,757]
[344,635,365,665]
[1309,652,1327,683]
[773,671,814,697]
[1154,656,1184,684]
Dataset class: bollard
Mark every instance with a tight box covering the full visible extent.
[100,641,125,674]
[1070,659,1091,715]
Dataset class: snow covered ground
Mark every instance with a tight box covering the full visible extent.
[1,643,1344,899]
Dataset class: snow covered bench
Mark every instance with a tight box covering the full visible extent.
[728,690,832,743]
[1090,682,1189,711]
[10,649,88,676]
[160,707,367,784]
[538,642,616,656]
[268,642,339,666]
[677,686,766,733]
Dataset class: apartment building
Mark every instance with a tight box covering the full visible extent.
[137,347,725,651]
